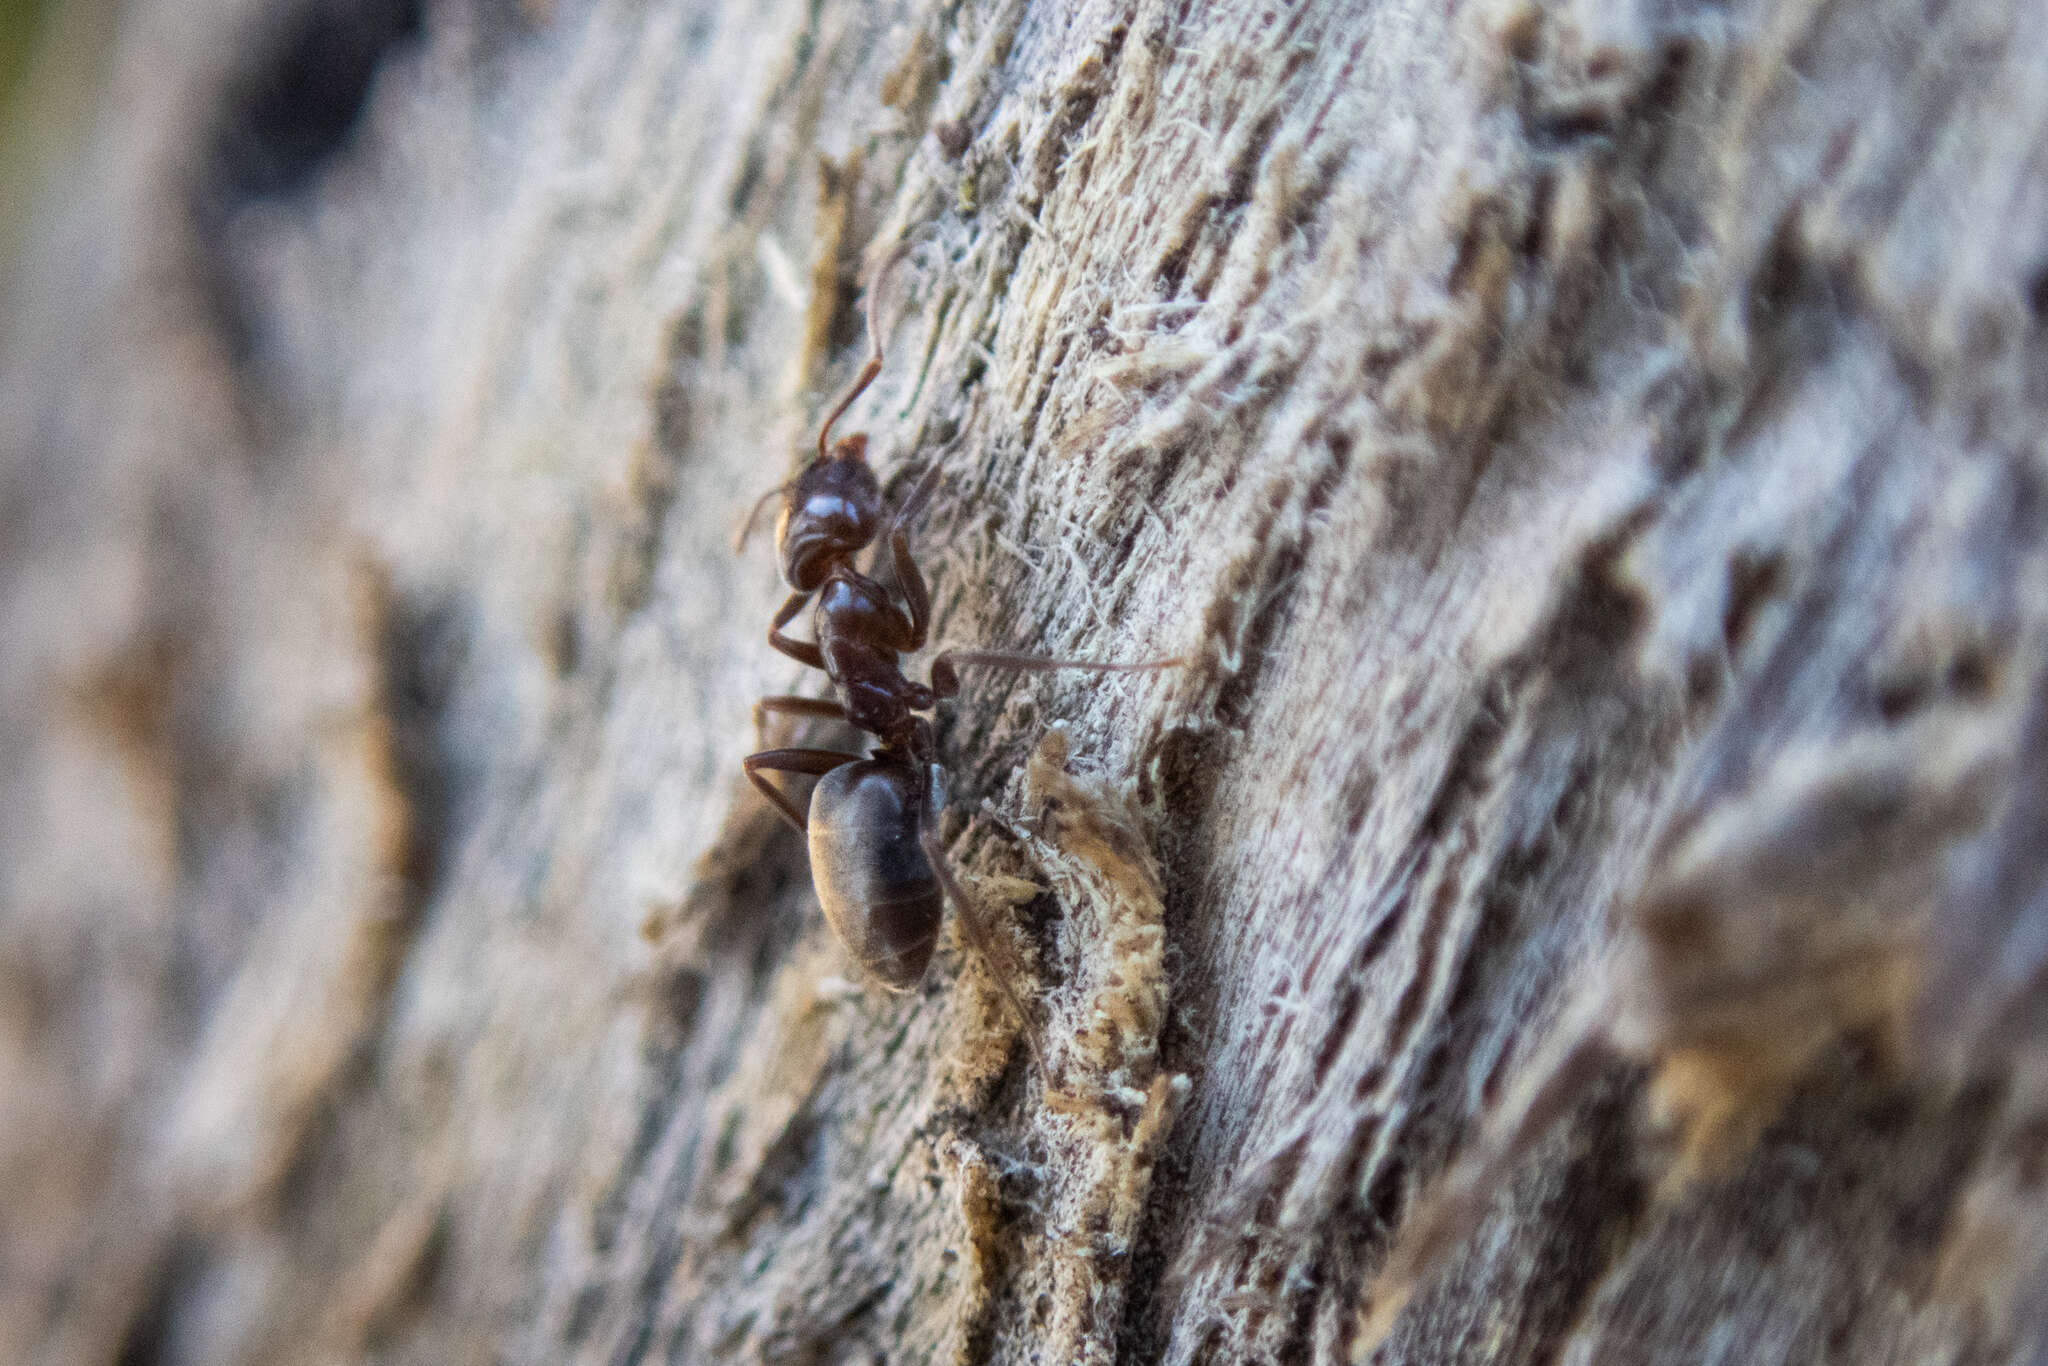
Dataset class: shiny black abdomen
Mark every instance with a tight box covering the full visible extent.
[807,758,941,991]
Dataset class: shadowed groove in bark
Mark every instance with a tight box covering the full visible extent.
[11,0,2048,1362]
[192,0,426,369]
[369,582,475,915]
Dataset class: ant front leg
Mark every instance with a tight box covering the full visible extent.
[876,463,944,651]
[744,747,858,833]
[767,591,825,671]
[889,527,932,651]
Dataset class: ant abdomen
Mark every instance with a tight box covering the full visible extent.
[807,758,942,991]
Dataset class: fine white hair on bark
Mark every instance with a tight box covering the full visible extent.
[3,0,2048,1363]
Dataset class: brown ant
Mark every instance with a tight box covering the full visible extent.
[740,260,1175,1076]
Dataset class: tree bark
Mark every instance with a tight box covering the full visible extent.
[5,0,2048,1363]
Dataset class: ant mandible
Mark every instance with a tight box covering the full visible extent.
[739,254,1175,1070]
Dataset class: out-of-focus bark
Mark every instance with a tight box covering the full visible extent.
[5,1,2048,1363]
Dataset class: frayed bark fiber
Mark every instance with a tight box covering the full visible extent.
[6,0,2048,1363]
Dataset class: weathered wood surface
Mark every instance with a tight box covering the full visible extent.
[5,0,2048,1362]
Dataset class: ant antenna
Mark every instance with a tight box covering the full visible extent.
[731,479,791,552]
[739,240,920,552]
[814,237,918,462]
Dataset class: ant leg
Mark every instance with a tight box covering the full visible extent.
[751,694,847,746]
[928,647,1184,700]
[744,747,858,833]
[915,801,1052,1091]
[753,694,847,727]
[767,592,825,670]
[878,460,946,647]
[889,527,933,651]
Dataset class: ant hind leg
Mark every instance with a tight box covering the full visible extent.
[915,805,1052,1091]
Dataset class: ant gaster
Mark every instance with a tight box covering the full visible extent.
[740,260,1176,1074]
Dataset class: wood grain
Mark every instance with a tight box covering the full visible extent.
[4,0,2047,1362]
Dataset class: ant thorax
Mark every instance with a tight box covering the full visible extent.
[815,569,933,748]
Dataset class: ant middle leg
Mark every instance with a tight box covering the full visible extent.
[928,647,1184,699]
[744,747,858,833]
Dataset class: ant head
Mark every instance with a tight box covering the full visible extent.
[775,436,882,591]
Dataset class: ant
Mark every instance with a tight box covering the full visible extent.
[739,257,1176,1076]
